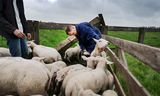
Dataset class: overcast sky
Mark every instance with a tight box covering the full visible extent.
[23,0,160,27]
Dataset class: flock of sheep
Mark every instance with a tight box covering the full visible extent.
[0,38,118,96]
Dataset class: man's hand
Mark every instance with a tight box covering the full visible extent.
[13,29,26,38]
[81,50,90,57]
[27,33,32,40]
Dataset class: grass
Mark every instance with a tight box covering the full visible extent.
[126,53,160,96]
[108,31,160,47]
[0,36,7,47]
[39,29,68,47]
[0,30,159,96]
[0,29,68,48]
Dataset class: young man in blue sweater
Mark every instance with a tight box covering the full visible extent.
[65,22,102,54]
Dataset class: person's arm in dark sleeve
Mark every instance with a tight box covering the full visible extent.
[85,26,101,40]
[79,41,85,51]
[0,1,17,35]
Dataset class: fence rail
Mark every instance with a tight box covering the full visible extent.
[38,22,160,32]
[102,35,160,72]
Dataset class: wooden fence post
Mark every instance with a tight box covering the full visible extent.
[27,20,39,44]
[98,14,108,35]
[117,48,128,68]
[138,27,145,43]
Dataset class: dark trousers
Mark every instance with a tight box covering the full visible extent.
[7,38,28,58]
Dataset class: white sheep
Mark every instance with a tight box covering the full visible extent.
[32,57,45,64]
[27,40,62,63]
[0,57,52,96]
[82,56,111,69]
[65,56,114,96]
[64,44,81,62]
[77,84,100,96]
[45,61,67,76]
[91,38,109,57]
[81,56,99,69]
[45,61,67,95]
[56,64,87,82]
[78,89,101,96]
[0,47,11,57]
[56,64,92,96]
[102,90,118,96]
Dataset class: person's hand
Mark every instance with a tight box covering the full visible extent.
[13,29,26,38]
[81,50,90,57]
[27,33,32,40]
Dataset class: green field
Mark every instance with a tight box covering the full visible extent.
[0,29,159,96]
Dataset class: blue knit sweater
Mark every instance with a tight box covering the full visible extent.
[75,22,102,53]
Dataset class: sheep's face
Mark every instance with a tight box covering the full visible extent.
[93,38,109,49]
[27,40,36,48]
[56,68,68,82]
[32,57,45,64]
[96,56,113,65]
[82,56,98,69]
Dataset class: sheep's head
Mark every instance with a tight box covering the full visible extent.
[78,89,100,96]
[82,56,99,69]
[27,40,36,48]
[82,56,113,69]
[32,57,45,64]
[96,56,113,65]
[56,68,69,82]
[93,38,109,52]
[102,90,118,96]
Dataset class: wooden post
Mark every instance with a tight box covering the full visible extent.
[138,27,145,43]
[98,14,108,35]
[27,20,39,44]
[117,48,128,68]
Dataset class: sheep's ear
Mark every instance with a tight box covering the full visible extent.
[81,55,88,61]
[76,43,79,46]
[31,40,35,42]
[93,38,98,43]
[27,41,31,47]
[107,60,113,65]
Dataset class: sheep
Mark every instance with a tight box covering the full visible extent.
[27,40,62,64]
[45,61,67,95]
[65,56,114,96]
[77,84,100,96]
[78,89,101,96]
[56,64,87,82]
[31,57,67,94]
[45,61,67,73]
[32,57,45,64]
[0,47,11,57]
[0,57,52,96]
[64,44,81,62]
[102,90,118,96]
[91,38,109,57]
[81,56,111,69]
[56,64,92,96]
[81,56,99,69]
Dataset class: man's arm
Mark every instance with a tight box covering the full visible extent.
[0,0,17,35]
[78,41,85,51]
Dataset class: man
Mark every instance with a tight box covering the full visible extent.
[65,22,102,54]
[0,0,31,58]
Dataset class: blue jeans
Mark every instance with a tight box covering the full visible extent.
[7,38,28,58]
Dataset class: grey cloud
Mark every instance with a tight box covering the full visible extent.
[110,0,160,18]
[23,0,160,26]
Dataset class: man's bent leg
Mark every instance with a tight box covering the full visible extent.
[20,38,28,58]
